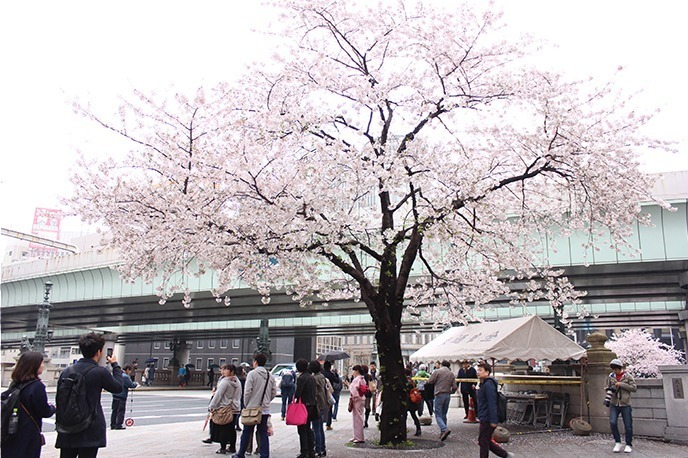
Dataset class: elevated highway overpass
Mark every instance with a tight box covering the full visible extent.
[2,174,688,348]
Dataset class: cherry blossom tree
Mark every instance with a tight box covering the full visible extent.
[68,1,669,443]
[606,328,685,378]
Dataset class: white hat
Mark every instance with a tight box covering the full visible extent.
[610,358,623,368]
[419,364,427,371]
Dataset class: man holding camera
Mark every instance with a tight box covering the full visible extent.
[605,358,637,454]
[56,333,123,458]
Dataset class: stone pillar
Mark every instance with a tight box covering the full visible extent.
[584,332,616,433]
[659,365,688,444]
[40,356,63,387]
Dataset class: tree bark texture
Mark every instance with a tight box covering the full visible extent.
[374,296,409,445]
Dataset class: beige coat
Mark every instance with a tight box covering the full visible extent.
[605,371,637,407]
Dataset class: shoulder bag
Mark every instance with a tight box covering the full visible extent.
[241,372,269,426]
[210,405,234,425]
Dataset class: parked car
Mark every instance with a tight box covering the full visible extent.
[271,363,296,397]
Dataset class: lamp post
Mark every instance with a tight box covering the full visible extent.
[33,281,53,356]
[256,319,272,366]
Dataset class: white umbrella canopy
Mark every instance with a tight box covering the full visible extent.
[410,315,586,363]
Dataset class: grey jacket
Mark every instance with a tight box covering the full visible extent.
[427,366,457,396]
[209,375,241,412]
[243,366,276,414]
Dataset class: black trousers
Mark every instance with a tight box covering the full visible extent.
[60,448,99,458]
[297,423,314,456]
[408,407,421,431]
[478,422,507,458]
[111,398,126,428]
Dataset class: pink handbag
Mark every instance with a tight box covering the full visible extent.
[285,399,308,426]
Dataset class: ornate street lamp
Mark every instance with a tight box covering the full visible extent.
[33,281,53,355]
[256,319,272,365]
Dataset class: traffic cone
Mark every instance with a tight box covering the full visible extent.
[464,397,479,423]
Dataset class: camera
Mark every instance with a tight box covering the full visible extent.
[604,385,617,407]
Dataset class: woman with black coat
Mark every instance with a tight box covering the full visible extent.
[294,358,317,458]
[1,351,56,458]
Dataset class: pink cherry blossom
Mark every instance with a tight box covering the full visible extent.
[606,328,685,378]
[66,1,672,444]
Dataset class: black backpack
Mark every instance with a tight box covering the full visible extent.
[1,380,37,445]
[332,375,342,392]
[280,371,295,389]
[488,378,508,423]
[55,364,98,434]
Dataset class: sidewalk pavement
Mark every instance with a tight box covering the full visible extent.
[37,391,688,458]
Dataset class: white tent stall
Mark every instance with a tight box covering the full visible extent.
[409,315,586,363]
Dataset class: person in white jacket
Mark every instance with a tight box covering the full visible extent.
[231,354,276,458]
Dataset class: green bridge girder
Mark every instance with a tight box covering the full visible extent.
[2,202,687,347]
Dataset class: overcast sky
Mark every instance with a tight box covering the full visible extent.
[2,0,687,245]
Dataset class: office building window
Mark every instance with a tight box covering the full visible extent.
[163,357,169,368]
[219,358,226,366]
[220,339,228,349]
[154,342,161,349]
[208,340,215,349]
[197,340,204,349]
[164,341,170,349]
[232,358,239,365]
[232,339,240,349]
[208,358,214,369]
[196,358,203,370]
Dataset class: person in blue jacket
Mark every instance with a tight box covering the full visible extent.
[1,351,56,458]
[111,364,138,430]
[476,362,513,458]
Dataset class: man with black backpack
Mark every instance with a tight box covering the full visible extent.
[55,332,123,458]
[279,367,295,421]
[476,362,514,458]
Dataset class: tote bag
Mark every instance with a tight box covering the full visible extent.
[285,399,308,426]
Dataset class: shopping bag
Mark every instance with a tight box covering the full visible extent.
[285,399,308,426]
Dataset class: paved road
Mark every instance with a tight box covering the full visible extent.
[30,389,688,457]
[42,389,284,431]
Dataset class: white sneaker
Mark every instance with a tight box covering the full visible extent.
[613,443,623,453]
[624,445,632,453]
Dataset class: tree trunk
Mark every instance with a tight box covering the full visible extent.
[376,325,408,445]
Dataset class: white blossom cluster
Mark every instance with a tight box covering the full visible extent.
[605,328,686,378]
[68,0,667,329]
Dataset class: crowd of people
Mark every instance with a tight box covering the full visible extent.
[1,332,639,458]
